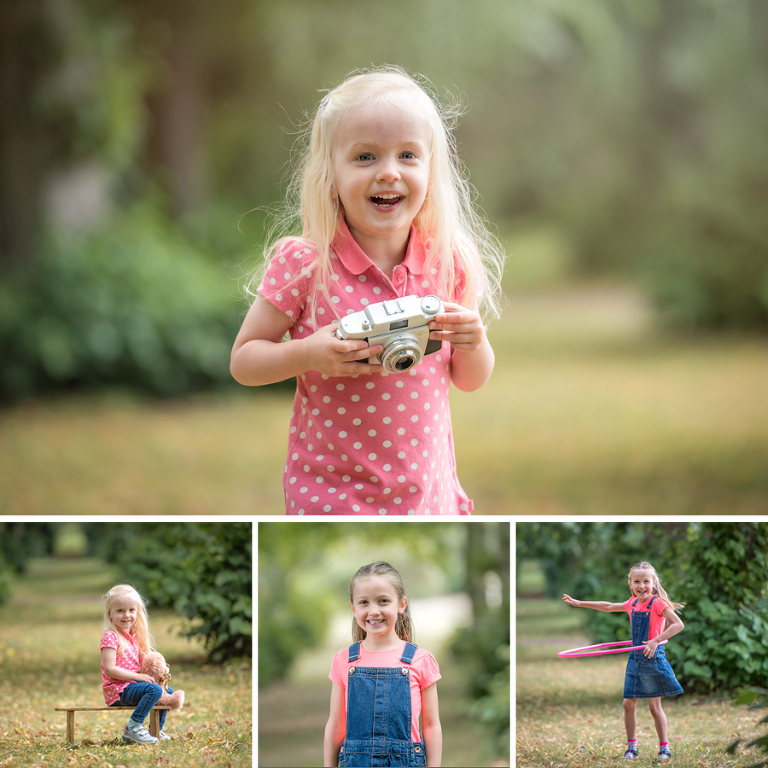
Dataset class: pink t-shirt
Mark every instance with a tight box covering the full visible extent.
[623,596,667,640]
[258,218,473,515]
[329,640,441,743]
[100,629,142,705]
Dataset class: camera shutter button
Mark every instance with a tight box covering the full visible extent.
[421,295,441,314]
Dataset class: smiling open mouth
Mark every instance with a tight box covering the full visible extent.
[370,195,403,207]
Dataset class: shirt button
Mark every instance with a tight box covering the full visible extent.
[396,273,404,283]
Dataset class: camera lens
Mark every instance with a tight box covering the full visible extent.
[381,338,422,374]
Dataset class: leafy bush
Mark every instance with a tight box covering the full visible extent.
[451,611,510,760]
[0,203,243,401]
[89,523,252,662]
[727,688,768,768]
[638,217,768,331]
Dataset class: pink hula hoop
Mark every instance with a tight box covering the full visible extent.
[558,639,668,658]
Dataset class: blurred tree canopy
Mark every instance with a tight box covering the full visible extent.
[1,0,767,399]
[0,522,58,604]
[518,521,768,693]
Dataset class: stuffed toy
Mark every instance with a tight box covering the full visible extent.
[141,651,185,710]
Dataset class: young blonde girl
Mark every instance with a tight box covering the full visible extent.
[324,562,441,767]
[100,584,174,744]
[563,561,685,762]
[231,65,505,516]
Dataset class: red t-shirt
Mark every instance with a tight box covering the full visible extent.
[623,596,667,640]
[329,639,441,743]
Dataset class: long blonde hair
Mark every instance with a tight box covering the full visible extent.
[627,561,684,613]
[248,64,505,328]
[349,562,412,643]
[102,584,154,657]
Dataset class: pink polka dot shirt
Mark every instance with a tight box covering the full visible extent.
[100,629,142,705]
[259,218,473,515]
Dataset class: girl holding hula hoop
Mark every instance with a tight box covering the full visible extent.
[563,561,684,762]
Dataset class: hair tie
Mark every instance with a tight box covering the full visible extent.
[319,87,338,110]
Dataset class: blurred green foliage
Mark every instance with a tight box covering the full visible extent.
[450,524,510,759]
[84,522,252,662]
[0,523,57,603]
[518,522,768,693]
[0,202,242,401]
[3,0,767,403]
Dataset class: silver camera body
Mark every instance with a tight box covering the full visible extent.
[336,294,444,373]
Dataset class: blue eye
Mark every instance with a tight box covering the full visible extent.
[401,152,415,159]
[357,153,373,162]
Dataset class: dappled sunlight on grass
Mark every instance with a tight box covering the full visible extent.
[0,557,251,767]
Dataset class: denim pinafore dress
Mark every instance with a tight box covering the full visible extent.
[623,596,683,699]
[339,641,426,767]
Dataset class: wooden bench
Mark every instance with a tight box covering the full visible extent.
[55,705,171,744]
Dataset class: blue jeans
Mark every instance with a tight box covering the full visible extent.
[111,682,170,730]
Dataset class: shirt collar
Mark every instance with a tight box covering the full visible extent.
[332,215,427,276]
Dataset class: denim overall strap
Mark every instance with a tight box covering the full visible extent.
[348,642,361,662]
[630,596,657,645]
[399,642,418,664]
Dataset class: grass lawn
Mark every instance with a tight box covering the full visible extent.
[516,562,764,768]
[0,557,252,768]
[1,282,766,514]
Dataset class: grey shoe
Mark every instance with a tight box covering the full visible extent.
[158,731,171,740]
[122,723,158,744]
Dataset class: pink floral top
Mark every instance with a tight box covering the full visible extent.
[258,218,473,515]
[100,629,142,705]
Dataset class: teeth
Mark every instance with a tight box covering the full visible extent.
[374,194,400,199]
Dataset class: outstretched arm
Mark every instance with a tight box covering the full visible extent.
[562,594,626,612]
[429,302,494,392]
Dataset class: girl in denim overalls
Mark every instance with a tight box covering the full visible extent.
[563,561,684,762]
[324,562,442,767]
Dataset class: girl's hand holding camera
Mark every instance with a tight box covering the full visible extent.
[303,322,383,377]
[430,301,494,392]
[429,302,486,353]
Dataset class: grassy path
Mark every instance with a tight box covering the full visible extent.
[516,589,763,767]
[0,557,251,767]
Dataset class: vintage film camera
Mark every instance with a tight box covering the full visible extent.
[336,295,444,374]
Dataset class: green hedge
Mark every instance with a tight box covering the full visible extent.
[0,204,244,401]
